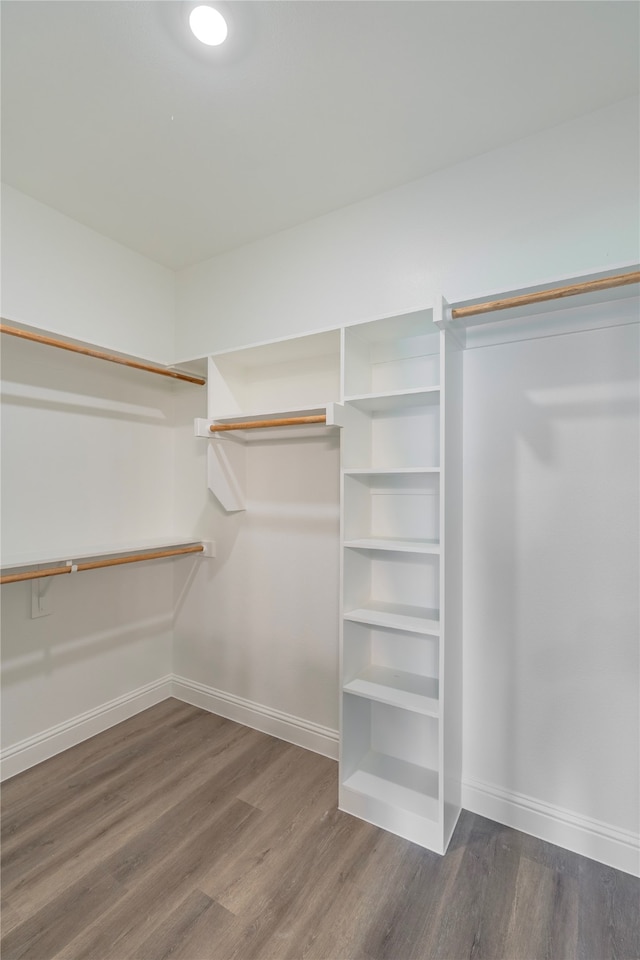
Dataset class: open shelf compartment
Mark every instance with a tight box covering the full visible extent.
[340,399,440,471]
[341,695,440,828]
[208,329,341,418]
[343,549,440,636]
[343,310,440,396]
[343,387,440,413]
[343,620,440,716]
[344,471,439,552]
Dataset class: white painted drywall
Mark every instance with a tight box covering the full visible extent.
[175,97,639,360]
[463,320,639,835]
[0,333,193,755]
[1,184,176,364]
[173,404,340,732]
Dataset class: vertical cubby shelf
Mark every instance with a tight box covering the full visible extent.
[339,306,463,855]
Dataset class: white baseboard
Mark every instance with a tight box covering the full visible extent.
[171,675,339,761]
[462,775,640,878]
[4,679,636,877]
[0,675,173,782]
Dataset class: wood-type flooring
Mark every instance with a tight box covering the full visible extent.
[2,699,639,960]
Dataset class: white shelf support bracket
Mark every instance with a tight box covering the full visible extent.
[207,443,246,513]
[31,576,53,619]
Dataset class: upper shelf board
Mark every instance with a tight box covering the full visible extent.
[209,329,340,370]
[0,536,207,572]
[344,388,440,413]
[345,309,437,343]
[0,319,207,384]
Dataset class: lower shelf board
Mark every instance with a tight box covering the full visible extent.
[344,601,440,636]
[343,667,439,716]
[342,751,439,822]
[344,537,440,555]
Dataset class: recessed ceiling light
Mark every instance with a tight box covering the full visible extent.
[189,5,228,46]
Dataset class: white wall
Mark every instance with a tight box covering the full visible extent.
[0,333,202,772]
[173,386,340,744]
[1,184,176,364]
[463,320,639,846]
[175,97,639,359]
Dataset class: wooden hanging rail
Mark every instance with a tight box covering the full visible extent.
[210,414,327,432]
[0,323,206,385]
[0,544,204,585]
[450,270,640,321]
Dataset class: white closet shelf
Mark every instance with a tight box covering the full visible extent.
[344,538,440,555]
[343,467,440,477]
[344,667,439,716]
[0,537,208,572]
[344,601,440,636]
[343,387,440,413]
[342,751,439,821]
[207,405,327,424]
[196,403,343,442]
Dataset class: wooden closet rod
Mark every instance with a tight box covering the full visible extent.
[450,270,640,321]
[210,414,327,432]
[0,545,204,585]
[0,323,206,385]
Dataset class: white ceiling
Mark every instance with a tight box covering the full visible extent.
[1,1,638,270]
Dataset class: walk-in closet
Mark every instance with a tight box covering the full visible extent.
[1,2,639,958]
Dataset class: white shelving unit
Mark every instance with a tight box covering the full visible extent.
[339,306,463,855]
[194,306,463,855]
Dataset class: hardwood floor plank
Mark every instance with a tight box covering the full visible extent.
[2,716,257,919]
[502,856,568,960]
[1,700,217,848]
[132,889,234,960]
[288,829,424,960]
[421,812,522,959]
[53,799,260,960]
[577,859,640,960]
[1,865,127,960]
[236,741,336,814]
[358,841,453,960]
[202,751,338,915]
[1,698,192,811]
[222,809,382,960]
